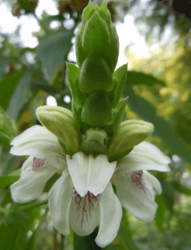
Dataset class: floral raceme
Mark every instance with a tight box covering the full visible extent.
[10,107,170,248]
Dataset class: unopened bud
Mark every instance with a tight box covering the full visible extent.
[108,120,154,162]
[36,106,81,155]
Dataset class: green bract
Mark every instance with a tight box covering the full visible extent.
[78,53,112,94]
[108,120,154,162]
[82,91,112,127]
[36,106,81,155]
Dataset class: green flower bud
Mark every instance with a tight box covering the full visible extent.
[75,2,119,71]
[86,128,107,145]
[78,53,112,94]
[108,120,154,162]
[36,106,81,155]
[80,128,108,156]
[82,11,110,57]
[81,91,112,127]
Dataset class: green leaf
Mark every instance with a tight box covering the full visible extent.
[171,181,191,196]
[66,63,86,107]
[113,64,127,106]
[0,71,22,110]
[2,153,20,175]
[0,107,18,146]
[31,94,48,123]
[6,69,33,121]
[74,229,101,250]
[126,71,165,86]
[118,209,140,250]
[6,203,28,224]
[161,181,175,212]
[30,81,59,95]
[0,207,41,250]
[0,57,9,81]
[37,29,73,80]
[113,98,127,134]
[0,175,19,189]
[124,84,191,163]
[155,195,167,231]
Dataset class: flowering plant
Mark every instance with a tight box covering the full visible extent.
[10,1,170,248]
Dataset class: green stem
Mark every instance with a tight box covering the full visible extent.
[60,235,65,250]
[33,13,51,34]
[21,200,48,211]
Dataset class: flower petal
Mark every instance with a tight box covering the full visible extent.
[10,125,66,169]
[48,169,72,235]
[143,170,162,197]
[113,172,158,222]
[116,141,170,174]
[95,182,122,248]
[67,152,117,197]
[69,191,100,236]
[11,157,57,203]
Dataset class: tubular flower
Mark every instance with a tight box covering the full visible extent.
[10,124,170,248]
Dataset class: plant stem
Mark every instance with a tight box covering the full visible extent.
[21,200,48,211]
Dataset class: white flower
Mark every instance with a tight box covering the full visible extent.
[10,125,170,247]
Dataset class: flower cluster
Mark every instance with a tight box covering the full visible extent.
[10,2,170,248]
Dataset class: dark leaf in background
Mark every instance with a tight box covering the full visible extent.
[0,71,22,110]
[0,57,10,81]
[124,84,191,163]
[118,209,140,250]
[0,207,40,250]
[31,93,49,123]
[155,195,167,231]
[0,107,18,146]
[126,71,166,86]
[0,175,19,189]
[6,203,28,224]
[171,181,191,196]
[74,228,101,250]
[6,69,33,121]
[161,181,175,212]
[30,81,59,95]
[37,29,73,80]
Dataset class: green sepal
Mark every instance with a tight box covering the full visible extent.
[99,2,111,26]
[66,63,86,106]
[81,91,113,127]
[109,147,133,162]
[108,120,154,162]
[113,64,127,106]
[79,53,112,94]
[36,106,81,154]
[58,139,74,157]
[82,1,95,24]
[82,12,110,57]
[113,97,128,134]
